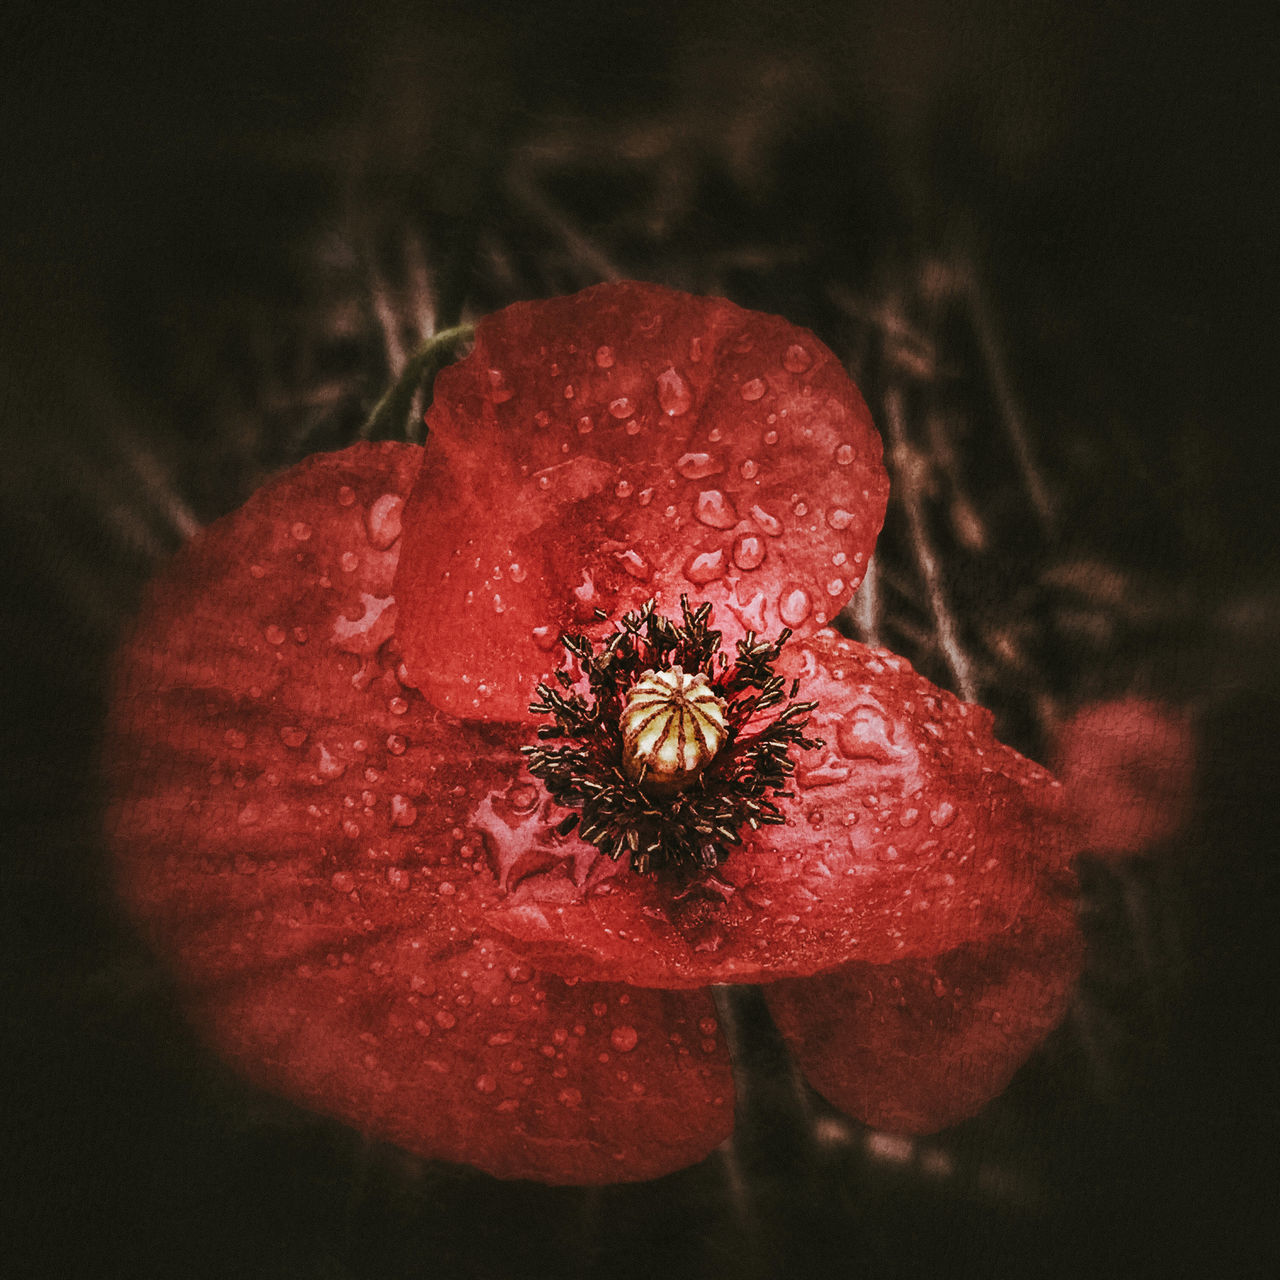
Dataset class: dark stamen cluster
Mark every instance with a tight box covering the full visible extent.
[521,597,821,875]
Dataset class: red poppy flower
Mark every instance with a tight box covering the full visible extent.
[104,282,1082,1185]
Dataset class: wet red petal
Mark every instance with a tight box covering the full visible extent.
[104,442,732,1182]
[1052,698,1196,857]
[394,281,888,720]
[480,631,1075,985]
[188,932,732,1184]
[764,874,1082,1133]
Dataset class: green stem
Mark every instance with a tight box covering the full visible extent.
[357,323,475,443]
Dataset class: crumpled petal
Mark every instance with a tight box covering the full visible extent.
[394,281,888,720]
[481,632,1075,986]
[764,874,1082,1133]
[104,441,733,1183]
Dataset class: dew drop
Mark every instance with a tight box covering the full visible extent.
[557,1087,582,1108]
[783,343,813,373]
[595,345,615,368]
[365,494,404,549]
[656,367,692,416]
[617,549,653,581]
[386,733,406,755]
[577,415,594,435]
[509,562,527,583]
[279,726,307,749]
[695,489,737,529]
[435,1010,456,1030]
[764,429,779,445]
[532,626,560,651]
[732,533,766,571]
[331,871,355,894]
[835,443,855,466]
[827,508,854,530]
[826,577,845,597]
[779,587,812,626]
[750,504,783,536]
[615,479,634,499]
[264,624,286,646]
[337,485,356,507]
[740,377,767,401]
[683,548,728,585]
[699,1017,718,1036]
[291,521,312,541]
[676,452,722,480]
[533,410,552,429]
[930,800,957,829]
[474,1073,497,1094]
[340,551,359,573]
[486,369,514,403]
[391,795,418,827]
[608,397,633,419]
[610,1025,639,1053]
[740,458,759,480]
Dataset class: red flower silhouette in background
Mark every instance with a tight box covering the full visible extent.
[105,283,1082,1185]
[1054,698,1196,859]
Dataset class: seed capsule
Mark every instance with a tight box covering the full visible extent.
[620,667,728,795]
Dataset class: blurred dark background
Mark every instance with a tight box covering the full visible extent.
[3,2,1277,1277]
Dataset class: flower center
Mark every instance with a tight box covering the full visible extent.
[620,667,728,794]
[521,597,821,876]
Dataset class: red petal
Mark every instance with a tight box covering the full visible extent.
[480,631,1076,986]
[394,281,888,720]
[764,875,1082,1133]
[104,442,733,1182]
[1053,698,1196,857]
[188,932,732,1184]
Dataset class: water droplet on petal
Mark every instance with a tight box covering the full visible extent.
[695,489,737,529]
[740,377,767,401]
[291,521,312,541]
[264,624,286,645]
[474,1073,497,1094]
[779,587,812,626]
[740,458,759,480]
[391,795,418,827]
[783,343,813,373]
[617,549,653,581]
[676,452,723,480]
[577,415,594,435]
[930,800,957,828]
[337,485,356,507]
[487,369,514,403]
[732,533,766,570]
[279,726,308,749]
[558,1087,582,1107]
[509,562,527,583]
[656,367,692,416]
[532,626,560,651]
[750,504,783,536]
[595,345,615,368]
[683,548,728,585]
[826,577,846,597]
[827,508,854,530]
[615,479,634,499]
[835,443,855,466]
[610,1025,639,1053]
[365,494,404,549]
[608,396,633,420]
